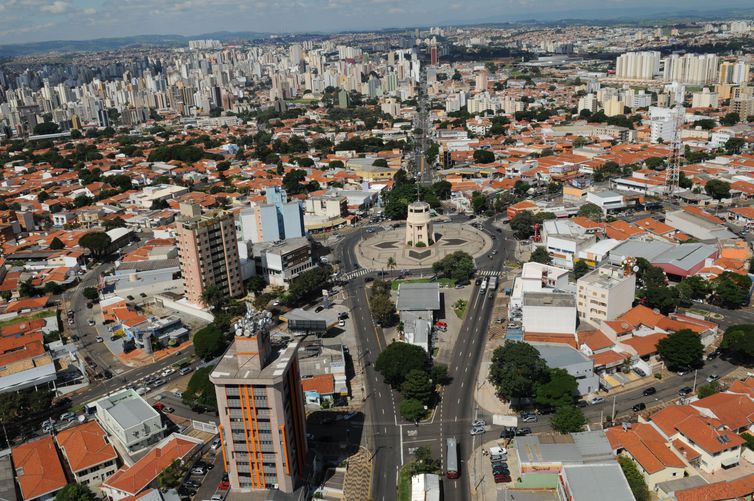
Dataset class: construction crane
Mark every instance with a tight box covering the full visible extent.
[664,105,685,198]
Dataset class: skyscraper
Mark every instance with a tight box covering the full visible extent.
[614,51,661,80]
[430,44,438,66]
[211,310,307,493]
[239,187,305,244]
[176,202,244,307]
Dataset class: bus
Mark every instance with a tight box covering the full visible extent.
[446,437,459,479]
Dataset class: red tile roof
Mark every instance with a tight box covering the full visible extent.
[301,374,335,395]
[606,423,686,474]
[55,420,117,473]
[12,436,68,501]
[676,473,754,501]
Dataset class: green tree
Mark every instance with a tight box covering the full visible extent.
[473,149,495,164]
[712,271,752,309]
[400,398,427,422]
[246,275,267,295]
[74,195,94,208]
[636,258,666,288]
[725,137,746,155]
[697,380,720,399]
[192,324,228,361]
[183,366,218,408]
[618,456,650,501]
[286,265,332,305]
[282,169,307,194]
[720,112,740,126]
[372,158,388,167]
[103,217,127,230]
[679,172,693,189]
[82,287,99,301]
[676,275,710,306]
[577,202,603,222]
[55,483,96,501]
[573,261,590,280]
[38,191,50,203]
[644,157,665,170]
[158,459,185,489]
[644,286,679,314]
[705,179,731,200]
[410,447,440,474]
[79,231,111,258]
[551,405,586,434]
[471,191,487,213]
[328,160,344,169]
[721,324,754,361]
[33,121,59,135]
[488,341,547,401]
[49,237,65,250]
[529,247,552,265]
[431,180,452,200]
[510,211,536,240]
[535,368,577,408]
[432,251,475,283]
[513,180,530,196]
[657,329,703,371]
[201,285,227,311]
[375,342,430,388]
[369,293,398,327]
[401,369,434,405]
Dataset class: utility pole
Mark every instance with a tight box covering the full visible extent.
[693,369,698,393]
[611,396,617,423]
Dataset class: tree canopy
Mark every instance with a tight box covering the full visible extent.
[183,366,217,408]
[577,203,603,222]
[721,324,754,361]
[286,265,332,305]
[192,324,228,361]
[432,251,475,283]
[55,483,96,501]
[375,342,430,388]
[657,329,703,372]
[551,405,586,434]
[618,456,650,501]
[489,341,547,402]
[529,247,552,265]
[79,232,111,258]
[473,149,495,164]
[535,368,577,408]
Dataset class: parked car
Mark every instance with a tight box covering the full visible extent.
[706,349,721,360]
[679,386,693,396]
[153,402,165,411]
[470,426,485,436]
[494,474,512,483]
[59,412,75,421]
[632,367,647,377]
[163,407,175,414]
[590,396,605,405]
[338,319,346,327]
[95,336,104,343]
[642,387,657,397]
[87,319,95,326]
[315,306,324,313]
[632,403,647,412]
[520,413,538,423]
[515,427,532,436]
[173,390,183,399]
[499,428,515,439]
[191,466,207,475]
[179,366,193,376]
[152,378,166,387]
[706,374,720,383]
[211,438,222,450]
[472,419,486,427]
[162,368,176,377]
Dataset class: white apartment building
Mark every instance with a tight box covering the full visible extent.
[650,106,683,144]
[576,265,636,326]
[615,51,661,80]
[691,88,718,108]
[663,53,719,85]
[94,389,166,456]
[522,292,577,335]
[541,219,597,270]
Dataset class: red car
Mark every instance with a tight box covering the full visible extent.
[152,402,165,411]
[494,474,511,483]
[218,480,230,490]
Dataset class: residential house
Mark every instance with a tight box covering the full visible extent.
[11,436,67,501]
[56,420,119,489]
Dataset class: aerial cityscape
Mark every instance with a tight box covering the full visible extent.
[2,2,754,501]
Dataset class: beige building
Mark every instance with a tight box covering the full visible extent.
[211,312,307,493]
[176,202,244,307]
[405,201,434,246]
[576,265,636,326]
[56,421,118,489]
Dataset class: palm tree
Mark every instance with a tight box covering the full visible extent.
[386,257,397,275]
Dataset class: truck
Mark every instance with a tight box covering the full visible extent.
[488,276,498,291]
[492,415,518,427]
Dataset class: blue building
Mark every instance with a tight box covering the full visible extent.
[240,187,305,243]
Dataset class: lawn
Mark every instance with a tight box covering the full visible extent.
[397,464,412,501]
[390,277,456,291]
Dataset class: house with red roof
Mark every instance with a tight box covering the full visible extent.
[11,436,68,501]
[675,472,754,501]
[56,420,119,489]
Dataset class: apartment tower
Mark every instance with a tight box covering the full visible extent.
[211,311,307,493]
[176,202,244,306]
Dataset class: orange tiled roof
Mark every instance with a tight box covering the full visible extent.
[56,420,118,473]
[5,296,50,313]
[577,329,614,351]
[676,473,754,501]
[621,333,667,357]
[12,436,68,501]
[301,374,335,395]
[591,349,628,367]
[605,423,686,474]
[692,392,754,431]
[522,332,577,348]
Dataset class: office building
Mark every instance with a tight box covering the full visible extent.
[176,202,244,307]
[94,389,167,456]
[576,265,636,326]
[239,187,305,244]
[614,51,661,80]
[251,237,315,288]
[211,310,307,493]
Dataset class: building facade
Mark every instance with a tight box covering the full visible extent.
[576,266,636,326]
[176,202,244,306]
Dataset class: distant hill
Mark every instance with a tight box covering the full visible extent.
[0,31,273,57]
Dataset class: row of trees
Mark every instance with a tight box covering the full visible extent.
[368,279,398,327]
[488,342,586,433]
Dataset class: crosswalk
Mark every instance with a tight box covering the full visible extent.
[477,270,502,277]
[341,268,372,280]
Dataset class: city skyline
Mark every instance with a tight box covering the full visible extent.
[1,0,753,45]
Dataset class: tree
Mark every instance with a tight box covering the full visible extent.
[328,160,344,169]
[286,265,332,305]
[513,180,530,196]
[33,121,59,135]
[55,483,96,501]
[183,366,218,408]
[79,232,111,258]
[192,324,228,361]
[705,179,731,200]
[246,275,267,295]
[618,456,650,501]
[529,247,552,265]
[282,169,307,194]
[697,380,720,399]
[535,368,577,408]
[676,275,710,306]
[471,191,487,213]
[644,286,679,314]
[679,172,693,189]
[74,195,94,208]
[721,324,754,361]
[573,261,590,280]
[577,203,603,222]
[158,459,185,489]
[644,157,665,170]
[473,149,495,164]
[370,293,398,327]
[431,180,452,200]
[401,369,434,405]
[38,191,50,203]
[372,158,388,167]
[725,137,747,155]
[82,287,99,301]
[432,251,475,283]
[375,342,430,388]
[550,405,586,434]
[410,447,440,474]
[635,258,665,288]
[712,271,752,309]
[386,257,397,273]
[510,211,536,240]
[720,112,740,126]
[103,217,127,230]
[488,341,547,401]
[400,398,426,422]
[657,329,703,371]
[49,237,65,250]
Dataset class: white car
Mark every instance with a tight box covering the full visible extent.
[338,319,346,327]
[95,336,104,343]
[211,438,221,450]
[87,319,95,326]
[162,368,176,377]
[706,374,720,383]
[472,419,486,427]
[590,396,606,405]
[470,426,485,436]
[136,387,148,395]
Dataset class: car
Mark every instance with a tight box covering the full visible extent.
[338,319,346,327]
[163,407,175,414]
[61,411,77,421]
[153,402,165,411]
[67,309,74,316]
[677,369,688,376]
[576,399,588,408]
[470,426,485,436]
[590,397,606,405]
[494,474,512,483]
[632,403,647,412]
[179,366,193,376]
[95,336,104,343]
[315,306,324,313]
[218,480,230,490]
[492,467,510,476]
[178,487,196,497]
[338,312,349,320]
[515,427,532,436]
[210,495,224,501]
[642,387,657,397]
[364,276,374,283]
[520,413,538,423]
[706,350,720,360]
[491,249,498,255]
[211,438,221,450]
[103,370,113,379]
[499,427,516,439]
[68,318,74,325]
[632,367,647,377]
[679,386,693,396]
[86,303,93,309]
[475,278,482,286]
[87,319,95,326]
[173,390,183,398]
[192,404,207,414]
[472,419,486,427]
[71,335,80,342]
[706,374,720,383]
[152,378,166,386]
[191,466,207,475]
[136,387,148,395]
[162,368,176,377]
[184,480,200,489]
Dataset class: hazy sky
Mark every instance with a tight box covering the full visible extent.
[0,0,751,45]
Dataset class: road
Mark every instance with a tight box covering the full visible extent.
[334,216,515,500]
[413,69,433,185]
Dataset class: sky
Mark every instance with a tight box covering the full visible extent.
[0,0,751,45]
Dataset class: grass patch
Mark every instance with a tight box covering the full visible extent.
[454,299,467,319]
[0,308,57,328]
[397,464,412,501]
[390,277,456,291]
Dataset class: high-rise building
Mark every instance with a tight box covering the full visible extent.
[211,310,307,493]
[430,44,438,66]
[239,187,305,244]
[614,51,661,80]
[649,106,684,144]
[176,202,244,307]
[719,61,751,85]
[662,53,719,85]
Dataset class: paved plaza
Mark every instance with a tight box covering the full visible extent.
[355,222,493,270]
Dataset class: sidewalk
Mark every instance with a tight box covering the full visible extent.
[342,447,372,501]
